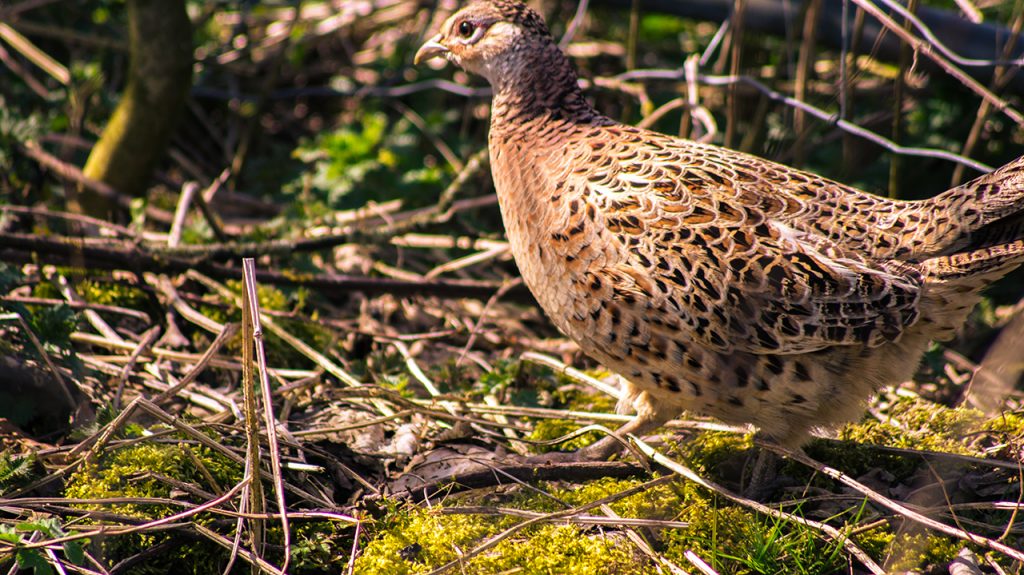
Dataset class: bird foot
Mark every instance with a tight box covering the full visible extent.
[740,448,801,500]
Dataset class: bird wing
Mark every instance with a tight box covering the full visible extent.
[576,130,924,355]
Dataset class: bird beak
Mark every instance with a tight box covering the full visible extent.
[414,35,449,65]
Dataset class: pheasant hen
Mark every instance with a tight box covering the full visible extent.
[415,0,1024,457]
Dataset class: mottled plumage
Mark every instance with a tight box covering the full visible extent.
[416,1,1024,451]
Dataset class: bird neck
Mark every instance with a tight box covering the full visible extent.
[487,39,598,131]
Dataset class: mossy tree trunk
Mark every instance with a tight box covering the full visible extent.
[79,0,192,218]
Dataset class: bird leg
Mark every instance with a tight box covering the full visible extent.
[579,409,677,460]
[741,435,804,499]
[741,448,781,500]
[534,394,679,463]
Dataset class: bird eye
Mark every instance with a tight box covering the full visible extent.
[457,20,475,38]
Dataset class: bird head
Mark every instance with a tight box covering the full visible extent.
[414,1,553,82]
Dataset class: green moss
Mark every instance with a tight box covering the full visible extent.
[876,533,961,572]
[805,394,988,480]
[638,13,688,41]
[981,411,1024,437]
[64,440,243,574]
[354,505,503,574]
[66,442,238,517]
[533,476,686,517]
[470,525,644,575]
[852,525,894,560]
[661,488,757,566]
[528,419,601,453]
[357,477,866,575]
[78,279,149,309]
[678,431,752,475]
[838,396,984,456]
[355,483,654,575]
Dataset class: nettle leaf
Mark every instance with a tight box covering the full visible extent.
[0,524,23,544]
[62,540,85,565]
[16,549,54,575]
[16,517,66,539]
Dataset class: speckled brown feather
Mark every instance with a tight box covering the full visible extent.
[421,1,1024,447]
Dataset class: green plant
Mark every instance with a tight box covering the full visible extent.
[0,517,85,575]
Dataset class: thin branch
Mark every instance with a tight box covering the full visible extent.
[617,69,994,173]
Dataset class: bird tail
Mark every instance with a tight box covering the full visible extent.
[919,239,1024,340]
[922,238,1024,283]
[922,156,1024,254]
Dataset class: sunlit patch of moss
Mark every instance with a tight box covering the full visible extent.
[838,396,983,456]
[528,419,600,453]
[78,279,149,309]
[354,495,648,575]
[678,431,752,475]
[526,477,850,573]
[853,525,894,559]
[331,476,881,574]
[537,476,685,519]
[470,525,646,575]
[218,279,292,313]
[716,512,850,574]
[65,441,239,518]
[981,411,1024,437]
[879,532,961,573]
[354,504,501,574]
[638,13,688,41]
[804,395,1005,486]
[29,279,60,300]
[840,418,968,454]
[377,373,413,397]
[538,477,863,574]
[64,440,243,574]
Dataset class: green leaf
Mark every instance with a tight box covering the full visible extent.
[62,540,85,565]
[16,549,54,575]
[16,517,66,539]
[15,521,52,535]
[0,524,22,544]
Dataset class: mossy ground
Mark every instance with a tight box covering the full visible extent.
[40,360,1023,574]
[354,473,953,574]
[353,389,1024,574]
